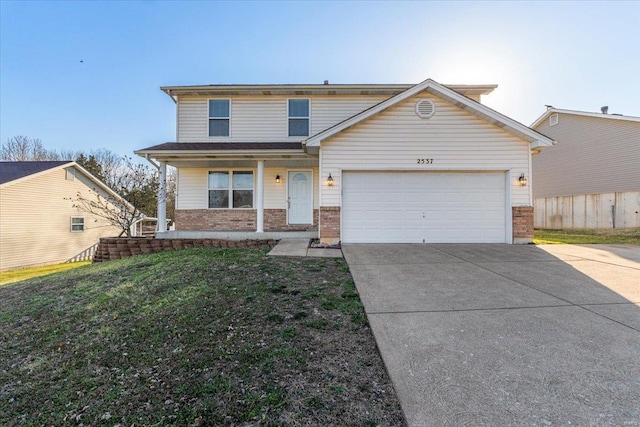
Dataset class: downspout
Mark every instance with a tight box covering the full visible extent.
[528,147,534,206]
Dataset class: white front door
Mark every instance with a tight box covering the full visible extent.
[288,171,313,224]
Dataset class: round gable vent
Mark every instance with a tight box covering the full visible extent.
[415,99,435,118]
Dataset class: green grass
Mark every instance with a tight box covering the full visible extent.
[0,261,91,285]
[534,228,640,245]
[0,247,405,426]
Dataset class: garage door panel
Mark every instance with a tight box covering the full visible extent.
[342,172,506,243]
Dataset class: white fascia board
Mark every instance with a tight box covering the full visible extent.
[306,78,554,149]
[161,83,498,98]
[531,108,640,129]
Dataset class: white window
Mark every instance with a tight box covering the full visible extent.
[71,217,85,232]
[208,171,254,209]
[288,99,310,137]
[65,169,75,181]
[209,99,230,137]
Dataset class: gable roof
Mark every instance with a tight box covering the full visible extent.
[304,78,555,150]
[531,108,640,129]
[0,161,72,185]
[0,161,138,213]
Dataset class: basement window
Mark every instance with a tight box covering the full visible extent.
[208,171,254,209]
[71,217,85,232]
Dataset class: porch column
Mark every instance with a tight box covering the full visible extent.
[256,160,264,233]
[157,161,167,233]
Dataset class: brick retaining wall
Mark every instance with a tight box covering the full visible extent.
[93,237,278,263]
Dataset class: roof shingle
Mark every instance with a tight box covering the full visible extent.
[0,161,72,185]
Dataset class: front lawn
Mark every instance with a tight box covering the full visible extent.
[0,247,405,426]
[534,228,640,245]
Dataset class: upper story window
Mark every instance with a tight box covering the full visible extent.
[208,171,254,209]
[288,99,310,137]
[209,99,230,137]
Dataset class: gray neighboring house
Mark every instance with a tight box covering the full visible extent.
[531,108,640,229]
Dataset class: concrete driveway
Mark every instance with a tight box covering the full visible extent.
[343,244,640,426]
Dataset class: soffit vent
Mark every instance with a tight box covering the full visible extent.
[415,99,435,119]
[549,113,559,126]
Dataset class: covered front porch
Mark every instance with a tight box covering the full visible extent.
[156,230,317,240]
[134,142,322,237]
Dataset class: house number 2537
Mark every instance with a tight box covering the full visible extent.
[417,158,434,164]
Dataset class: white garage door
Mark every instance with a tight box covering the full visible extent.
[342,171,507,243]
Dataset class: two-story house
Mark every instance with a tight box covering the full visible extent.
[531,108,640,229]
[135,78,554,244]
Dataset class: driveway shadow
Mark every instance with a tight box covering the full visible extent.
[344,244,640,426]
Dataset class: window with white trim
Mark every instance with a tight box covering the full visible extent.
[288,99,309,136]
[208,171,254,209]
[209,99,230,137]
[71,217,85,232]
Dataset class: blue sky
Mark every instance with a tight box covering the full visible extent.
[1,1,639,157]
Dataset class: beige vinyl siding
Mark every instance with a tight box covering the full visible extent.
[177,167,319,210]
[320,93,531,207]
[533,114,640,197]
[0,167,122,271]
[177,168,208,209]
[176,95,387,142]
[177,98,209,141]
[310,96,388,136]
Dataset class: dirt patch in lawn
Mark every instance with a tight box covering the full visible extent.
[0,247,405,426]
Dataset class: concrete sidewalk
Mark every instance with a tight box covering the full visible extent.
[344,244,640,426]
[268,239,343,258]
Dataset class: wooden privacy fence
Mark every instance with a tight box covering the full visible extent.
[534,191,640,229]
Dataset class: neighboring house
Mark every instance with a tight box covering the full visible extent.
[135,78,554,244]
[0,161,131,271]
[531,108,640,229]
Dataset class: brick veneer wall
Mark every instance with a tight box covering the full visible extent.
[319,207,341,241]
[175,209,318,231]
[512,206,534,243]
[175,209,256,231]
[93,237,277,263]
[264,209,318,231]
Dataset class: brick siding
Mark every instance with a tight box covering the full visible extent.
[512,206,534,242]
[264,209,318,231]
[175,209,256,231]
[319,207,341,240]
[175,209,318,231]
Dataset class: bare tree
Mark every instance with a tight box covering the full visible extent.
[70,157,156,237]
[1,136,57,161]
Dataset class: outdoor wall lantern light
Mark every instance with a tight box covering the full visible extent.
[275,174,281,184]
[519,173,528,187]
[327,173,334,186]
